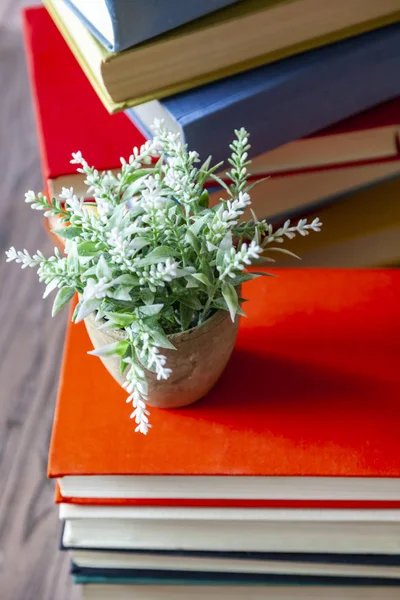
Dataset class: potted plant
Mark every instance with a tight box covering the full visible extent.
[6,122,321,434]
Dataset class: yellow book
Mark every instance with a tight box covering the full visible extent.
[257,176,400,267]
[44,0,400,113]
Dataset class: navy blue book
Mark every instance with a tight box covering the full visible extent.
[72,564,400,585]
[127,23,400,164]
[72,567,400,587]
[63,0,239,52]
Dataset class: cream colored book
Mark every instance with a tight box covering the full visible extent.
[44,0,400,113]
[248,126,400,175]
[81,585,400,600]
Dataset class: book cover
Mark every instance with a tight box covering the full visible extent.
[62,539,400,568]
[64,0,240,52]
[45,0,400,112]
[48,270,400,491]
[22,7,144,197]
[71,568,400,587]
[248,97,400,176]
[127,23,400,163]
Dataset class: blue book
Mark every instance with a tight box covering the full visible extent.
[63,0,240,52]
[127,23,400,164]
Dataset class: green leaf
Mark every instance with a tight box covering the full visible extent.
[113,274,139,285]
[111,286,133,301]
[77,241,99,257]
[52,287,75,316]
[124,168,153,185]
[253,256,276,266]
[75,297,101,323]
[179,294,202,310]
[120,357,129,376]
[141,289,155,305]
[228,272,261,286]
[201,259,215,285]
[247,176,270,192]
[135,246,177,267]
[96,255,112,280]
[189,212,210,236]
[129,237,150,251]
[185,276,199,289]
[235,304,247,317]
[104,312,136,327]
[88,340,129,358]
[209,174,232,195]
[249,269,278,277]
[192,273,211,289]
[43,278,60,299]
[51,226,81,240]
[71,301,81,322]
[185,230,201,253]
[198,190,209,209]
[180,303,194,331]
[139,303,164,317]
[150,330,176,350]
[250,271,278,277]
[121,170,153,201]
[216,233,232,268]
[221,281,238,322]
[262,247,301,260]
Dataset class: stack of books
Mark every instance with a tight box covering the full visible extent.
[20,1,400,597]
[23,1,400,267]
[48,269,400,598]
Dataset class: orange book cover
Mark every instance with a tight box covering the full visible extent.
[48,269,400,489]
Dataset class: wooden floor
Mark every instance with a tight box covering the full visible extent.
[0,0,79,597]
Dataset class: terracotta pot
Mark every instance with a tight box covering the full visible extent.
[84,308,240,409]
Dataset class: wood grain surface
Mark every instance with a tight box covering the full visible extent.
[0,0,79,597]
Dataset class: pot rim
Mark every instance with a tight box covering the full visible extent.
[83,286,241,344]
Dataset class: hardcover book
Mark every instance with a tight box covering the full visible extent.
[66,548,400,579]
[79,584,400,600]
[48,270,400,502]
[127,22,400,164]
[44,0,400,112]
[249,98,400,175]
[63,0,240,52]
[22,7,400,213]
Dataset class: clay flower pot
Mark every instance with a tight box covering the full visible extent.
[84,309,240,409]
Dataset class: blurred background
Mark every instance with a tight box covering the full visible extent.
[0,0,75,597]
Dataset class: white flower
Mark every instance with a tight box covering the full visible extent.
[237,191,251,209]
[24,190,36,203]
[5,247,42,268]
[70,150,83,164]
[219,239,262,278]
[140,176,167,211]
[83,277,113,301]
[151,118,164,135]
[5,246,18,262]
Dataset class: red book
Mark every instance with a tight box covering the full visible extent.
[22,6,145,198]
[48,269,400,506]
